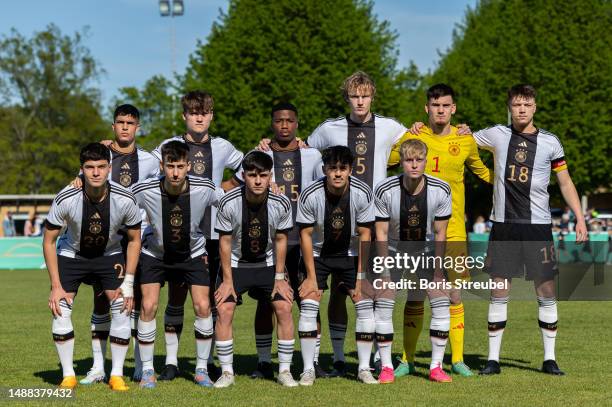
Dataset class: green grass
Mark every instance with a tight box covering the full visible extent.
[0,269,610,406]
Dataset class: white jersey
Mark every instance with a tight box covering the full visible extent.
[473,125,567,224]
[132,176,223,261]
[235,146,324,245]
[45,182,141,258]
[109,145,159,188]
[374,174,451,249]
[307,114,406,188]
[153,135,244,239]
[215,187,293,268]
[295,176,375,257]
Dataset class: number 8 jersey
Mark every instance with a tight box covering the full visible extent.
[473,125,567,224]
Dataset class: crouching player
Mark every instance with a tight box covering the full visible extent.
[374,139,454,382]
[213,151,296,388]
[296,146,376,385]
[43,143,142,390]
[132,141,223,388]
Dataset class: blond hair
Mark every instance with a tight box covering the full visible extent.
[341,71,376,102]
[399,139,428,160]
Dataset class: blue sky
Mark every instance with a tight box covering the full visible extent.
[0,0,477,106]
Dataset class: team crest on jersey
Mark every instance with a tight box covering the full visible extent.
[193,161,206,175]
[408,214,420,227]
[282,167,295,182]
[332,216,345,230]
[170,205,183,227]
[119,162,132,186]
[89,213,102,234]
[448,142,461,156]
[249,218,261,238]
[355,141,368,155]
[515,149,527,163]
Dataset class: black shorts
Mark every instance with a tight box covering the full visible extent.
[139,253,210,287]
[248,245,301,302]
[58,253,125,293]
[486,222,557,280]
[299,256,358,292]
[217,265,283,303]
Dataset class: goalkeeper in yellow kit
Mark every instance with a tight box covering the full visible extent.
[388,84,493,377]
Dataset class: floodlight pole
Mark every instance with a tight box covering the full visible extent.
[159,0,185,131]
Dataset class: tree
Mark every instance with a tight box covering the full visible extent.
[181,0,424,152]
[113,75,179,150]
[0,24,106,193]
[432,0,612,199]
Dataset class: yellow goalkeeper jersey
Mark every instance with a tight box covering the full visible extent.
[388,125,493,240]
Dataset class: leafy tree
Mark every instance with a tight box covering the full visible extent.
[432,0,612,200]
[181,0,424,152]
[113,75,179,150]
[0,24,106,193]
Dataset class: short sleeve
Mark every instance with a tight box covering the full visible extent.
[434,189,452,221]
[356,192,375,225]
[45,195,68,229]
[311,151,325,180]
[123,197,142,228]
[296,194,316,227]
[373,185,390,220]
[550,138,567,172]
[473,127,496,150]
[277,198,294,231]
[306,124,327,149]
[224,141,244,171]
[390,119,408,144]
[214,201,234,234]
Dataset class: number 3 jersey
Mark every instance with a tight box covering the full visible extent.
[214,187,293,268]
[295,176,375,257]
[132,176,223,262]
[473,125,567,224]
[44,182,141,258]
[374,174,452,249]
[307,114,406,188]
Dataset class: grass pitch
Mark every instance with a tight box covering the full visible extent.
[0,269,610,406]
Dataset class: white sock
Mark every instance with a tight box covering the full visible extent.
[216,339,234,375]
[355,300,375,371]
[487,296,508,362]
[137,318,156,372]
[329,322,347,363]
[278,339,294,372]
[52,299,75,377]
[298,299,319,371]
[109,299,131,377]
[375,299,395,369]
[256,334,273,364]
[429,297,450,370]
[130,310,142,375]
[90,313,110,373]
[537,297,558,361]
[164,304,184,367]
[194,316,214,370]
[314,333,321,364]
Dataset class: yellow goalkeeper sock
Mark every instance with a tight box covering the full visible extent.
[401,301,424,363]
[450,302,465,364]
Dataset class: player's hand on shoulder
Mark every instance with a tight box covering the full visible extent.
[100,139,113,147]
[70,176,83,189]
[456,123,472,135]
[296,137,308,149]
[272,279,293,303]
[409,122,425,135]
[215,281,236,304]
[49,286,71,317]
[256,138,272,151]
[270,182,280,195]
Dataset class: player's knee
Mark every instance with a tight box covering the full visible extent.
[140,299,158,319]
[52,299,74,336]
[216,303,235,323]
[273,301,293,321]
[192,298,211,318]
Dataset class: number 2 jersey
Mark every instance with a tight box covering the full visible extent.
[307,114,406,188]
[132,176,224,262]
[44,182,142,258]
[295,176,375,257]
[388,126,492,239]
[215,187,293,268]
[473,125,567,224]
[374,174,452,250]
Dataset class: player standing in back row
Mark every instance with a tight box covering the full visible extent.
[471,84,587,376]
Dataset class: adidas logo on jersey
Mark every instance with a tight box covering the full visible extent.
[121,163,130,170]
[518,141,528,148]
[172,205,181,212]
[409,205,418,212]
[357,132,366,139]
[283,159,293,166]
[194,151,204,157]
[91,212,101,219]
[333,207,343,214]
[251,218,260,224]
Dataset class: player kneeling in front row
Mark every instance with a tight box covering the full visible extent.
[43,143,142,391]
[296,146,376,385]
[132,141,223,388]
[375,139,454,382]
[213,151,297,388]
